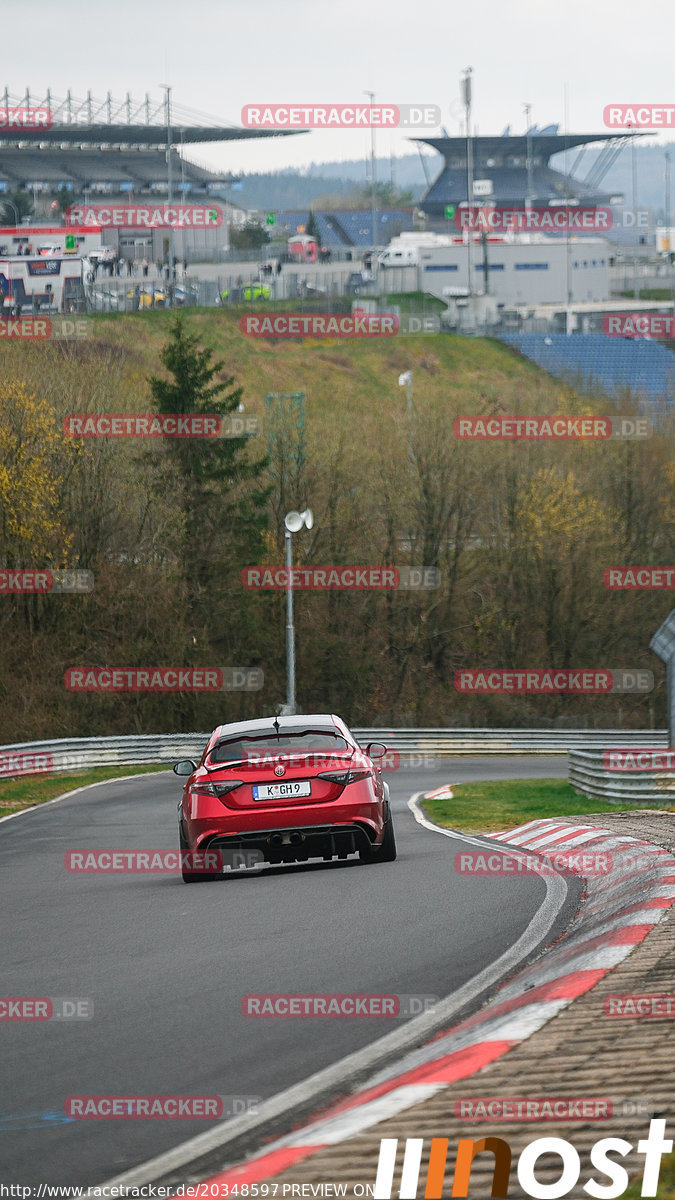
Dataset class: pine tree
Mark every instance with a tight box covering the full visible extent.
[148,313,270,609]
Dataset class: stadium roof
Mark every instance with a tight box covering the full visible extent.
[414,131,633,158]
[0,88,303,195]
[0,89,303,147]
[413,128,644,219]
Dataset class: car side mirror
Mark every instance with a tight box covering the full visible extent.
[173,759,197,776]
[366,742,387,760]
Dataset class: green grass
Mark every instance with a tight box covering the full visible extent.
[421,777,675,834]
[378,291,447,313]
[0,763,169,818]
[618,288,675,301]
[622,1154,675,1199]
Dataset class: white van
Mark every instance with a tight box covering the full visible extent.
[88,246,118,263]
[377,245,418,268]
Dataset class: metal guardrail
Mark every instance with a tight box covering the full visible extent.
[357,729,669,755]
[0,729,669,776]
[568,748,675,804]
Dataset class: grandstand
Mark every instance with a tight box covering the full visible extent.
[0,88,301,198]
[414,126,639,232]
[0,147,225,194]
[266,126,647,252]
[499,332,674,411]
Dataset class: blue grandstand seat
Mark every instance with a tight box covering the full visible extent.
[498,333,674,410]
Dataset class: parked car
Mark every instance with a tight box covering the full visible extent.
[88,288,121,311]
[173,284,199,306]
[218,283,270,305]
[173,714,396,882]
[126,287,165,308]
[293,279,327,298]
[345,271,374,296]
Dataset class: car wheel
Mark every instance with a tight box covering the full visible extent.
[359,812,397,863]
[179,821,220,883]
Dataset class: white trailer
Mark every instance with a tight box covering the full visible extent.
[378,231,464,267]
[0,254,86,313]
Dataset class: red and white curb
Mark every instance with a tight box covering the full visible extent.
[200,817,675,1187]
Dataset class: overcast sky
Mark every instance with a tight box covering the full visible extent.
[5,0,673,175]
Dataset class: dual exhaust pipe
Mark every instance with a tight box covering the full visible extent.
[268,831,305,847]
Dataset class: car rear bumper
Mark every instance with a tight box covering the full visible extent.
[201,823,374,864]
[183,788,386,854]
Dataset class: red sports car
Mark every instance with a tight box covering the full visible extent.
[173,714,396,882]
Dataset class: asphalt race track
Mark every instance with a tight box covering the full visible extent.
[2,757,576,1185]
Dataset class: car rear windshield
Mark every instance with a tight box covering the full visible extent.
[208,728,351,763]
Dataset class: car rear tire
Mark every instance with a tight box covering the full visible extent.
[360,813,397,863]
[179,822,221,883]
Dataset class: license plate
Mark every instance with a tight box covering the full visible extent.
[252,781,312,800]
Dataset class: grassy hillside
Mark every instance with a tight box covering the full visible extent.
[0,308,672,739]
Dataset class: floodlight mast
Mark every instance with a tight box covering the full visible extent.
[364,90,377,251]
[523,103,534,210]
[283,509,314,715]
[463,68,473,300]
[161,84,174,291]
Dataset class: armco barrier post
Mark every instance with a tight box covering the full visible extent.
[650,609,675,746]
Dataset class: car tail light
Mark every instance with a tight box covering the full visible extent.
[190,780,243,797]
[317,769,371,786]
[317,769,350,785]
